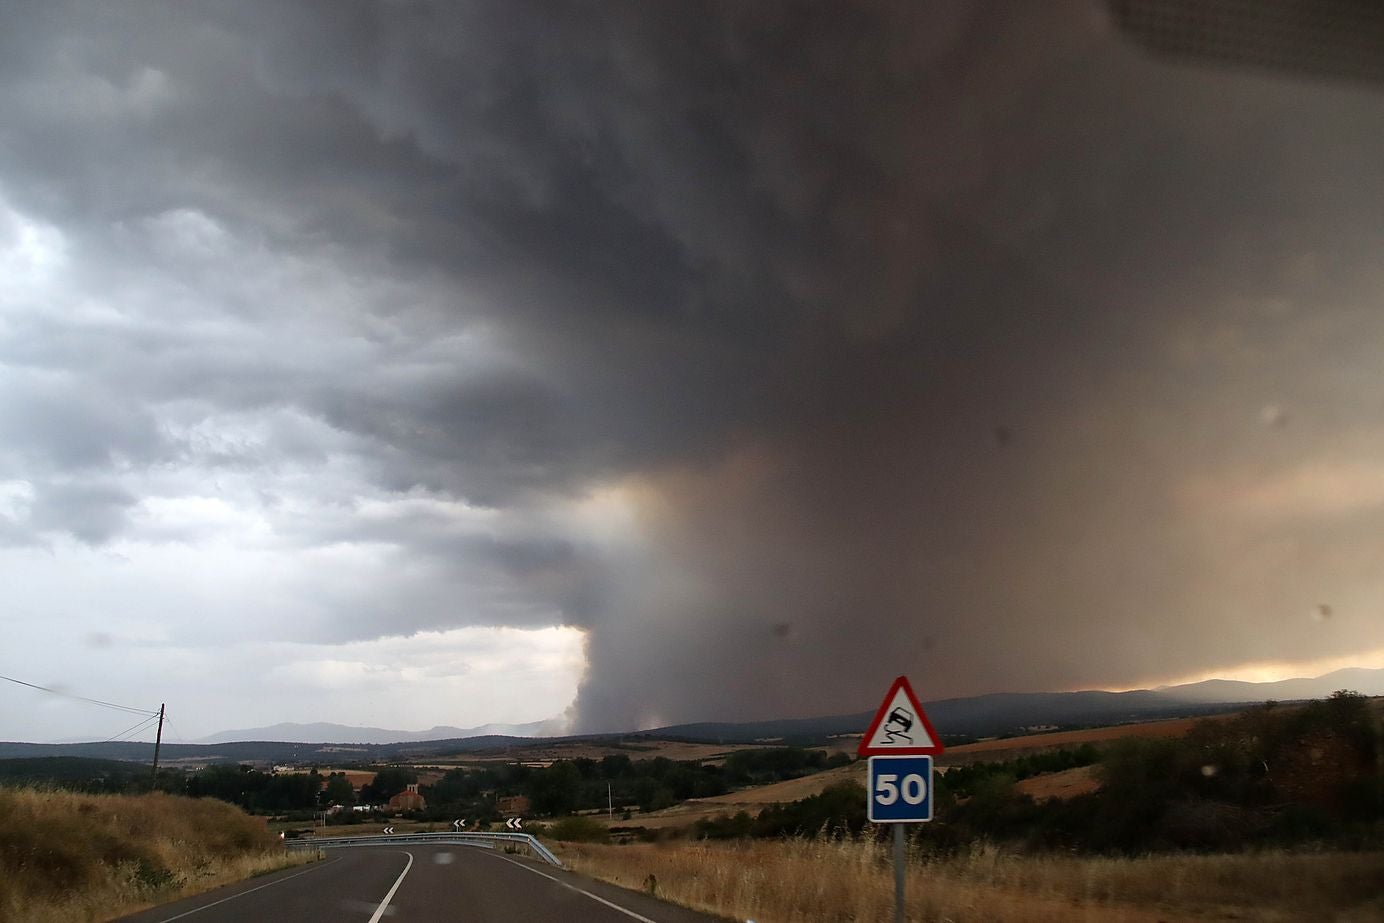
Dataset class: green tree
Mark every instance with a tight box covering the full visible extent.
[527,761,581,816]
[753,782,867,837]
[548,815,611,843]
[361,767,417,804]
[323,773,355,808]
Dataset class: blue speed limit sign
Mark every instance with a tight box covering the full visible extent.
[868,755,933,823]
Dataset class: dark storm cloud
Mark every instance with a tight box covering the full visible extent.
[3,1,1384,731]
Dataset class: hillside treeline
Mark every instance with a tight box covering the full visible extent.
[682,692,1384,855]
[1,746,850,820]
[416,748,852,822]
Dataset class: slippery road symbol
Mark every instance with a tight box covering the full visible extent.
[858,675,944,757]
[883,706,914,745]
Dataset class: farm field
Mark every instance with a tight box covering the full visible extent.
[610,764,865,830]
[1012,764,1101,802]
[936,712,1241,764]
[606,712,1242,829]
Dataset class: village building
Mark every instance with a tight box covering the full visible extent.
[388,783,426,812]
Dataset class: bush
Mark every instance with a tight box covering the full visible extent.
[548,815,611,843]
[753,783,867,838]
[692,811,755,840]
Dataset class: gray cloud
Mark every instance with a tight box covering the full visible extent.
[2,1,1384,735]
[27,481,139,545]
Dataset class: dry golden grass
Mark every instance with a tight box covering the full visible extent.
[0,787,318,923]
[940,713,1245,764]
[1011,764,1101,802]
[563,838,1384,922]
[614,765,869,830]
[700,765,865,806]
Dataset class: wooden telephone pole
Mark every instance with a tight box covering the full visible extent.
[150,703,166,783]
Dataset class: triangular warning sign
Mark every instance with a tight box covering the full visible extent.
[858,675,944,756]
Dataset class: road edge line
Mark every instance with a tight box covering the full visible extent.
[366,850,415,923]
[150,856,340,922]
[486,851,660,923]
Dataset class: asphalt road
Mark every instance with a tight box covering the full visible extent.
[115,845,727,923]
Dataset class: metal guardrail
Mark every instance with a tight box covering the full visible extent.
[287,831,563,868]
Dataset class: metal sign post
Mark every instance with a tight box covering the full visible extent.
[869,755,933,921]
[894,824,906,923]
[859,676,944,923]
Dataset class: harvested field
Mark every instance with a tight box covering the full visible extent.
[939,713,1240,765]
[700,764,865,805]
[314,769,376,788]
[611,763,868,829]
[1013,764,1101,801]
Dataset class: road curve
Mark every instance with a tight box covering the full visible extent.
[114,844,727,923]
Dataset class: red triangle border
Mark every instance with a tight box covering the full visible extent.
[857,675,945,756]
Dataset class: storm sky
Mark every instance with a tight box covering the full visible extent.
[3,1,1384,742]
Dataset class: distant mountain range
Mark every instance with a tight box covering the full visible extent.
[196,719,564,745]
[642,667,1384,744]
[2,667,1379,762]
[1153,667,1384,703]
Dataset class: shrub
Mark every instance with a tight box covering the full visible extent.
[548,815,611,843]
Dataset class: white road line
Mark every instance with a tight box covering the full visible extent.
[487,851,660,923]
[367,850,415,923]
[150,857,340,921]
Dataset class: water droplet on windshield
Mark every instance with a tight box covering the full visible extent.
[1260,404,1287,428]
[1311,603,1332,623]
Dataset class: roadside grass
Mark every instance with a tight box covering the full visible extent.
[0,786,318,923]
[562,837,1384,922]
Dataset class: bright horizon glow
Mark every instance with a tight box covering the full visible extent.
[1100,646,1384,693]
[5,624,587,743]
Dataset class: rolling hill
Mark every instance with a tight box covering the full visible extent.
[196,718,562,744]
[2,667,1377,764]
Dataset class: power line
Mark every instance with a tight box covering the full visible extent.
[104,713,161,743]
[163,717,190,745]
[0,672,159,718]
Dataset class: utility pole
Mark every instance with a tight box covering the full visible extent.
[607,782,613,820]
[150,703,166,784]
